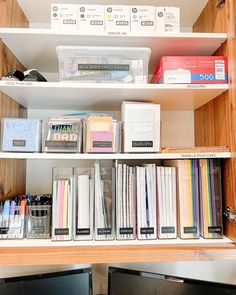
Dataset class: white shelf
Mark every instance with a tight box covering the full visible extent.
[0,29,227,74]
[0,152,231,160]
[0,236,232,248]
[0,81,228,111]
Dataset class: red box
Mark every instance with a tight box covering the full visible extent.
[151,56,228,84]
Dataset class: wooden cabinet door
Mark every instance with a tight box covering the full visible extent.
[193,0,236,241]
[0,0,28,199]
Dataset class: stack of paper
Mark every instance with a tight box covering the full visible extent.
[52,168,73,241]
[137,164,157,240]
[199,159,223,239]
[156,166,177,239]
[116,164,136,240]
[166,160,200,239]
[74,168,94,241]
[94,161,115,240]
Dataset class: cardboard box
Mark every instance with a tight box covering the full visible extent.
[151,56,228,84]
[105,5,130,35]
[156,7,180,33]
[51,4,77,30]
[130,6,155,33]
[78,5,105,33]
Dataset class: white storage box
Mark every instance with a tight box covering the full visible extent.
[56,46,151,83]
[1,118,41,152]
[122,102,161,153]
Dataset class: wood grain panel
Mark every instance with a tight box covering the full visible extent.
[0,0,28,28]
[0,244,235,265]
[193,0,236,241]
[0,0,28,199]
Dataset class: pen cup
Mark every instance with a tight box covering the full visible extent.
[0,205,25,240]
[83,120,121,153]
[26,205,52,239]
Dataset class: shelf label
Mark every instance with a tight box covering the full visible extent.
[180,153,217,159]
[119,227,134,235]
[76,228,90,235]
[141,227,154,235]
[97,228,112,235]
[55,228,69,235]
[132,141,153,148]
[208,226,222,233]
[45,141,77,148]
[186,84,207,89]
[184,227,197,234]
[33,226,45,234]
[13,140,26,147]
[161,226,175,234]
[4,81,33,87]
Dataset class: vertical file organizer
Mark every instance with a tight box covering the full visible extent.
[177,160,200,239]
[137,164,157,240]
[94,161,115,241]
[0,200,26,239]
[74,168,94,241]
[52,168,73,241]
[156,166,177,239]
[116,164,137,240]
[199,159,223,239]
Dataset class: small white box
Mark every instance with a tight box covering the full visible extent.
[131,6,155,33]
[156,7,180,33]
[105,5,130,35]
[51,4,77,30]
[78,5,105,33]
[122,102,160,153]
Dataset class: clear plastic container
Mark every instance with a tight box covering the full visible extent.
[42,119,82,153]
[56,46,151,83]
[0,205,25,240]
[52,168,73,241]
[26,205,52,239]
[94,161,115,241]
[73,168,94,241]
[84,120,121,153]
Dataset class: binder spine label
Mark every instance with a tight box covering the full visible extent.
[208,226,222,233]
[119,227,134,235]
[140,227,154,234]
[132,141,153,148]
[161,226,175,234]
[55,228,69,235]
[184,227,197,234]
[76,228,91,235]
[97,228,112,235]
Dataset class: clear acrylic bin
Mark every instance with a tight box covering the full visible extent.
[26,205,52,239]
[0,205,25,239]
[84,120,121,153]
[94,161,115,241]
[56,46,151,83]
[52,168,73,241]
[42,120,82,153]
[73,168,94,241]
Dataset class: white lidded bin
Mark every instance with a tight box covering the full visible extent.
[56,46,151,83]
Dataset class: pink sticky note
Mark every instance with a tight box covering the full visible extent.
[91,131,113,153]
